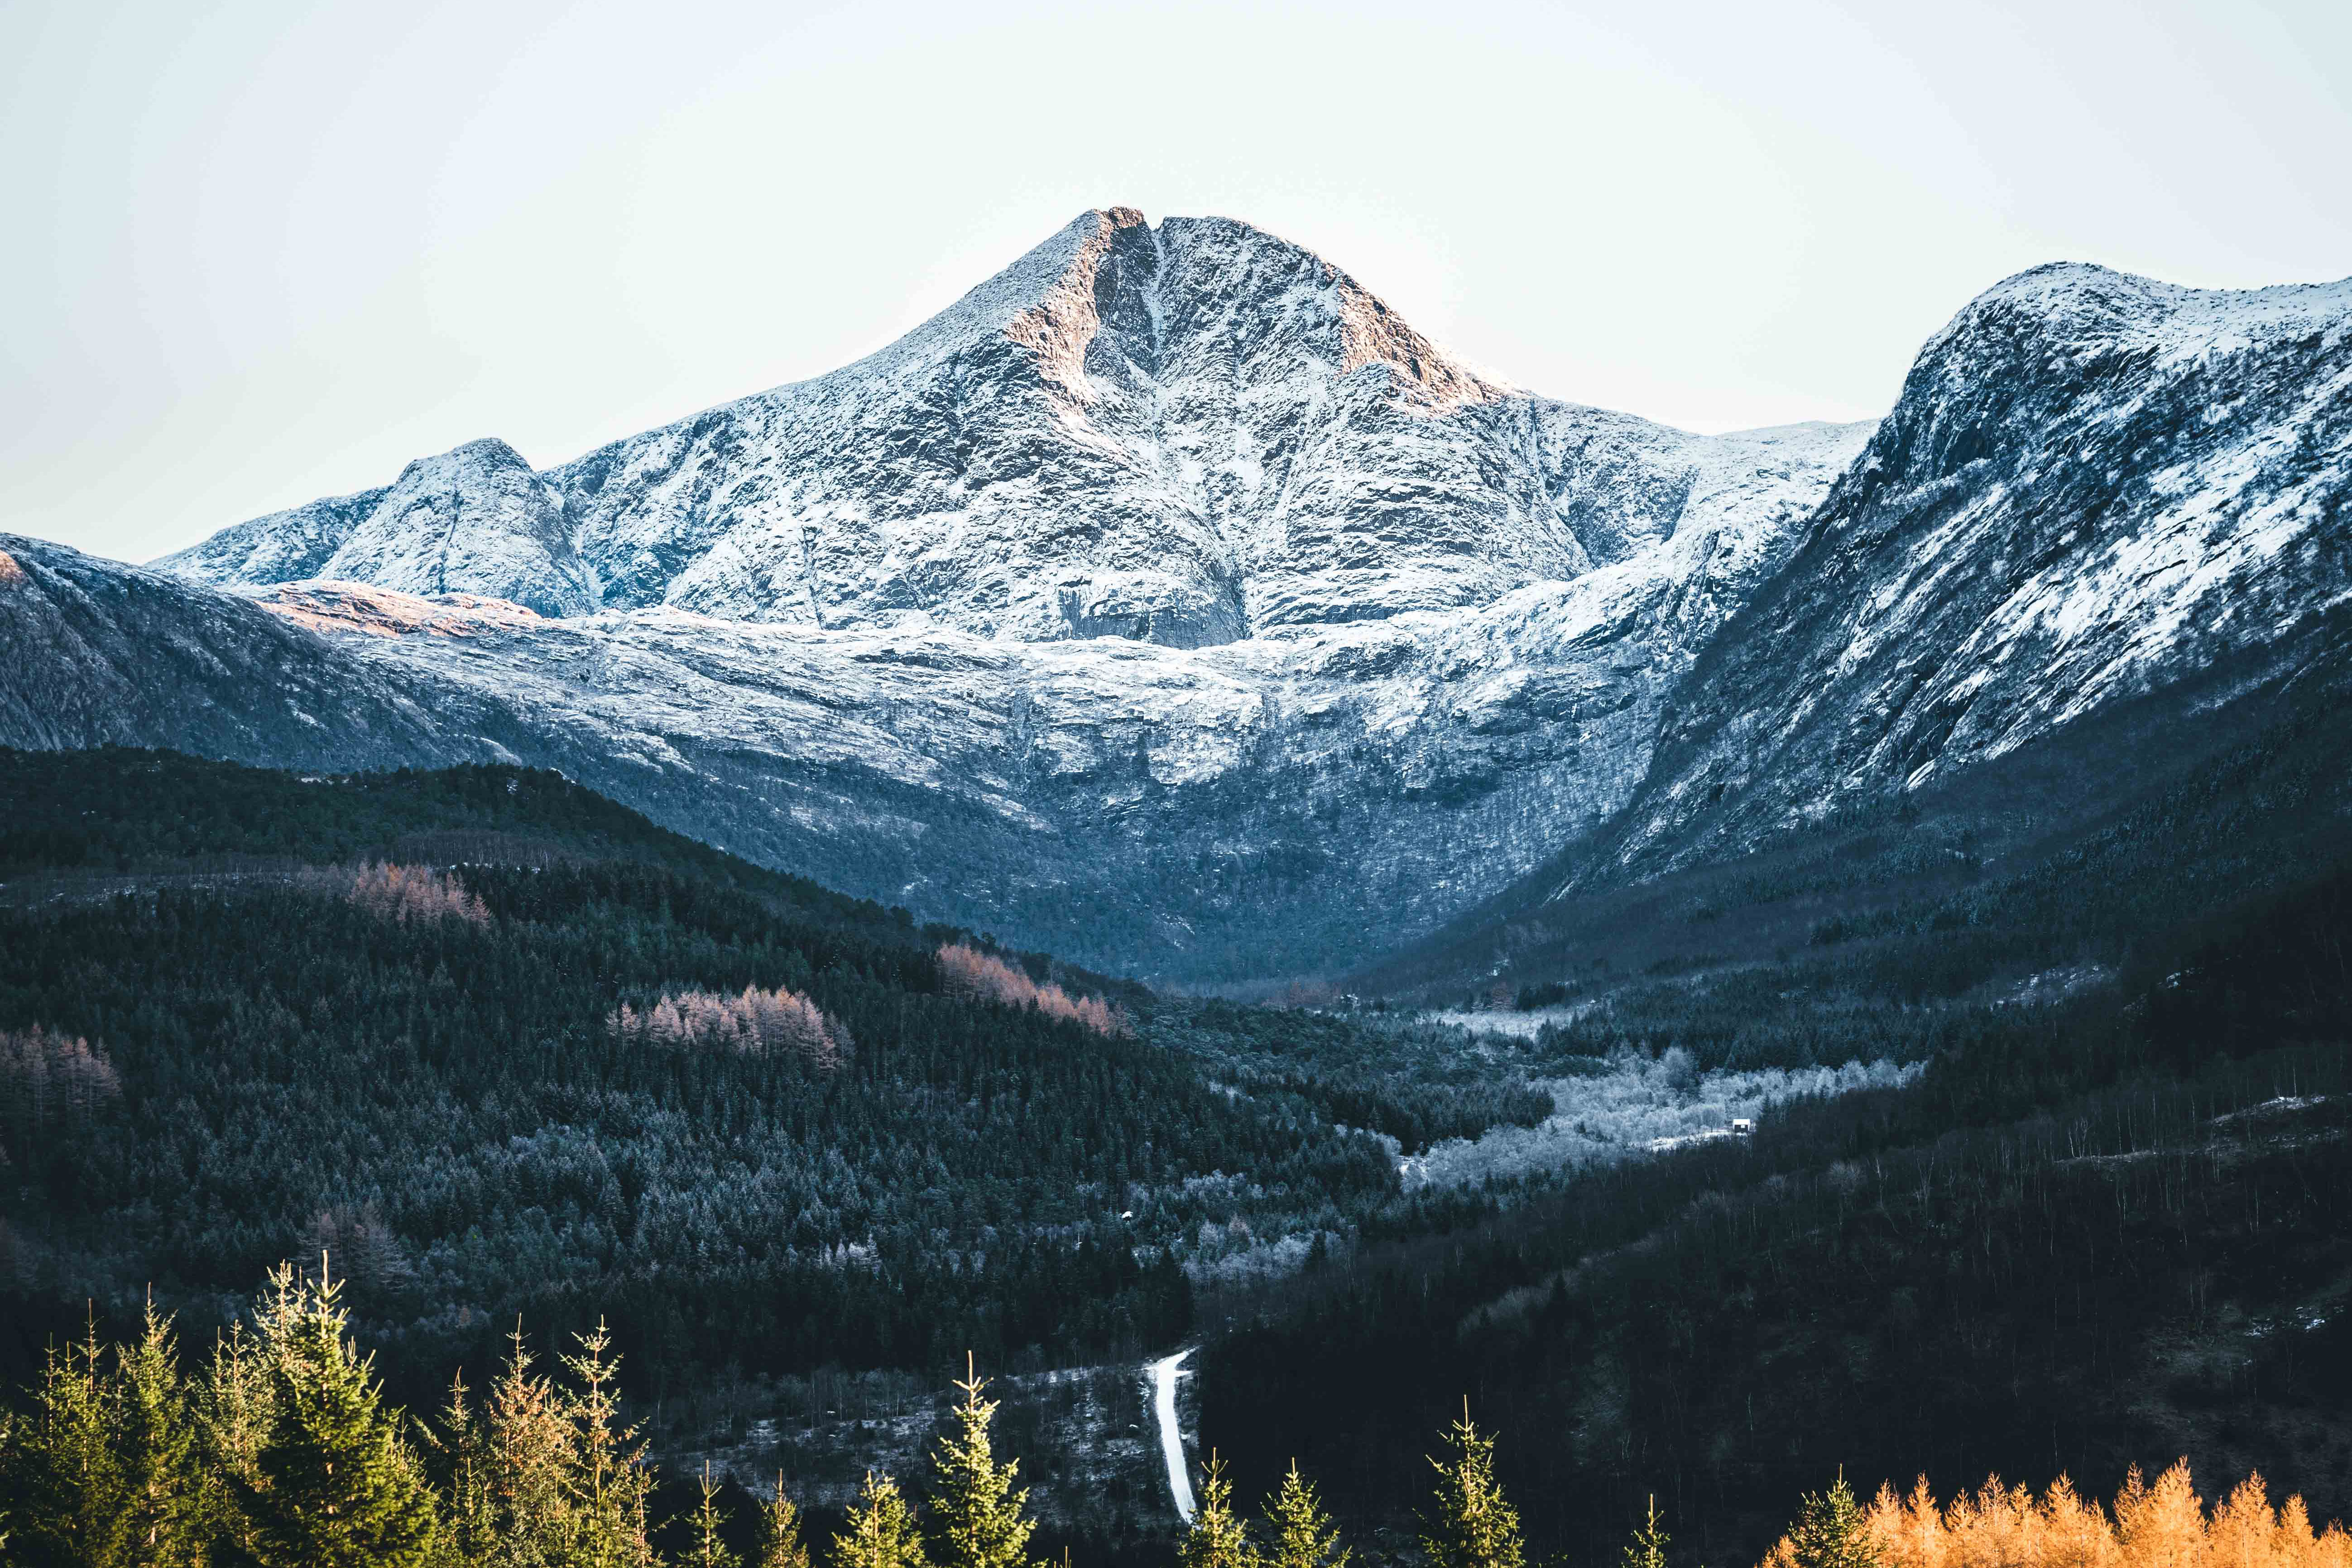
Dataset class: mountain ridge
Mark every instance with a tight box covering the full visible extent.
[13,221,2343,978]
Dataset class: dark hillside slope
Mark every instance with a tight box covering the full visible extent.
[0,751,1401,1410]
[1361,617,2352,1015]
[1208,865,2352,1566]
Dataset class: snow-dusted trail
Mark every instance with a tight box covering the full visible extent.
[1149,1349,1195,1522]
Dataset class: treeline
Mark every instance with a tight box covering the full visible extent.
[8,1278,2340,1568]
[0,849,1394,1399]
[1204,860,2352,1563]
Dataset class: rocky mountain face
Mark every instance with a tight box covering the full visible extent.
[0,534,486,772]
[165,210,1859,645]
[123,210,1867,975]
[1568,263,2352,889]
[15,214,2346,978]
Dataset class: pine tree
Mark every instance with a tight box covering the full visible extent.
[757,1475,812,1568]
[1179,1451,1258,1568]
[240,1260,439,1568]
[1262,1460,1348,1568]
[195,1317,275,1562]
[1624,1496,1671,1568]
[833,1471,929,1568]
[930,1354,1035,1568]
[116,1298,203,1567]
[477,1321,576,1564]
[1421,1404,1523,1568]
[432,1368,497,1567]
[1789,1474,1882,1568]
[562,1319,658,1568]
[7,1314,132,1568]
[687,1462,743,1568]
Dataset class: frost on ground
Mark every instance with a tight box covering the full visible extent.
[1400,1048,1920,1189]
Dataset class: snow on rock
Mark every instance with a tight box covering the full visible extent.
[110,224,2352,975]
[1589,263,2352,882]
[167,439,595,618]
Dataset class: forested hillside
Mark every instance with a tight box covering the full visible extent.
[0,750,1461,1412]
[1205,861,2352,1565]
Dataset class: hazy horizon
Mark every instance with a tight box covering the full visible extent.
[5,0,2348,566]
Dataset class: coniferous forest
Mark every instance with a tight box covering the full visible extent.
[2,742,2351,1567]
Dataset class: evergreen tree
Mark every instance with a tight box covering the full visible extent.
[475,1323,576,1565]
[562,1319,658,1568]
[1788,1474,1881,1568]
[757,1475,812,1568]
[1178,1452,1258,1568]
[1624,1496,1670,1568]
[432,1369,497,1567]
[1262,1460,1348,1568]
[195,1318,275,1562]
[116,1299,203,1567]
[240,1260,439,1568]
[6,1316,132,1568]
[1421,1405,1523,1568]
[929,1355,1035,1568]
[687,1462,743,1568]
[832,1472,929,1568]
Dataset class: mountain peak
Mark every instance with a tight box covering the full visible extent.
[166,210,1860,644]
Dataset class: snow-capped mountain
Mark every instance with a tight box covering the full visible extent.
[1575,263,2352,886]
[15,212,2344,977]
[165,210,1860,645]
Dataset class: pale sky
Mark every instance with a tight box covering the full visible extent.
[5,0,2347,565]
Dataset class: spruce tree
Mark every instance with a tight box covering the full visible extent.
[563,1319,658,1568]
[929,1354,1035,1568]
[476,1322,576,1563]
[1262,1460,1348,1568]
[432,1369,497,1567]
[1420,1404,1523,1568]
[7,1316,131,1568]
[1178,1452,1258,1568]
[195,1318,275,1562]
[688,1462,743,1568]
[116,1299,203,1566]
[1788,1474,1881,1568]
[833,1471,929,1568]
[240,1261,439,1568]
[1624,1496,1670,1568]
[758,1475,812,1568]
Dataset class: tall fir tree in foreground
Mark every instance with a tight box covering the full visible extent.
[237,1260,439,1568]
[686,1462,742,1568]
[1421,1404,1523,1568]
[930,1354,1037,1568]
[1262,1461,1349,1568]
[1179,1452,1257,1568]
[758,1474,812,1568]
[835,1471,930,1568]
[1787,1474,1881,1568]
[1624,1496,1671,1568]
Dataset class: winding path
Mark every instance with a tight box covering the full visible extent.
[1149,1348,1195,1522]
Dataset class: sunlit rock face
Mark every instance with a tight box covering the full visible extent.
[1579,264,2352,886]
[38,235,2352,974]
[163,210,1859,646]
[134,209,1870,976]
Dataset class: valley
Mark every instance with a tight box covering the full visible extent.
[1,203,2348,1568]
